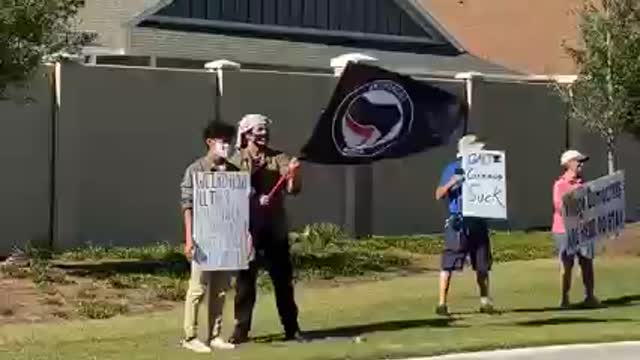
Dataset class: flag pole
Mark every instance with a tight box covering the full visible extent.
[266,170,292,201]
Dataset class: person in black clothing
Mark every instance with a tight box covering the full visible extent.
[228,114,304,344]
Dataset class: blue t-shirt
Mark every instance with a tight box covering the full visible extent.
[439,159,463,216]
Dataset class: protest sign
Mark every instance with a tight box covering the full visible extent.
[562,171,625,251]
[193,171,251,271]
[461,150,507,219]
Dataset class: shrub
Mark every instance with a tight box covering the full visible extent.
[256,273,274,291]
[76,300,128,319]
[0,264,30,279]
[41,295,65,307]
[76,285,98,300]
[57,242,183,262]
[30,258,72,286]
[51,310,71,319]
[292,223,347,253]
[23,244,53,262]
[152,278,188,301]
[108,274,143,289]
[353,236,443,255]
[292,248,410,279]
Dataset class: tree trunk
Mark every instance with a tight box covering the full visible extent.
[606,130,616,175]
[607,147,616,175]
[604,3,616,175]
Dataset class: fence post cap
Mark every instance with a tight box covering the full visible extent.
[204,59,241,72]
[454,71,484,80]
[330,53,378,77]
[552,75,578,84]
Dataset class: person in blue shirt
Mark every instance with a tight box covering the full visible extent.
[434,135,494,316]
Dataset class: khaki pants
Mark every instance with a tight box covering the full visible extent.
[183,262,231,341]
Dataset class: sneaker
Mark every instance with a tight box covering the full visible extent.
[181,338,211,353]
[479,299,497,314]
[228,330,249,345]
[435,304,449,316]
[284,331,308,342]
[479,303,497,314]
[581,296,602,309]
[210,337,235,350]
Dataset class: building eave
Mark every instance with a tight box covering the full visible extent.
[125,0,174,27]
[81,46,127,56]
[396,0,467,53]
[139,14,457,52]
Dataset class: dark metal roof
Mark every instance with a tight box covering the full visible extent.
[129,0,518,75]
[138,0,463,55]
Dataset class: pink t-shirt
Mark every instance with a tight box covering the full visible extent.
[552,173,583,234]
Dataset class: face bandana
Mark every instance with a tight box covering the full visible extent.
[236,114,272,149]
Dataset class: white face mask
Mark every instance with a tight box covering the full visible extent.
[213,141,230,158]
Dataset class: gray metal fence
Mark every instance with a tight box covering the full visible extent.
[0,68,53,255]
[54,64,218,250]
[0,63,638,255]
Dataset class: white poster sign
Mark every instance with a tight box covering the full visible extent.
[461,150,507,219]
[193,171,251,271]
[562,171,625,251]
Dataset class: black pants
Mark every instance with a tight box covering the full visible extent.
[233,232,299,336]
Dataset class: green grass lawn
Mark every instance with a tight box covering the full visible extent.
[2,257,640,360]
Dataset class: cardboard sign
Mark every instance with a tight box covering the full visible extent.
[462,150,507,219]
[563,171,625,251]
[192,171,251,271]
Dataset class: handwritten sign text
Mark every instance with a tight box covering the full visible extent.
[462,150,507,219]
[193,171,251,271]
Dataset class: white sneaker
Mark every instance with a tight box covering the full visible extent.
[479,297,496,314]
[181,338,212,353]
[210,337,236,350]
[480,297,493,307]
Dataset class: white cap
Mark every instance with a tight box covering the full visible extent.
[457,134,485,157]
[560,150,589,165]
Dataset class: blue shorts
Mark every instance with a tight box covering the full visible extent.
[441,217,492,273]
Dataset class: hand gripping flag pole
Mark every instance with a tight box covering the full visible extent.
[265,164,300,202]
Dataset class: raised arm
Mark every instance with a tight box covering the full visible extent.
[435,165,461,200]
[435,178,457,200]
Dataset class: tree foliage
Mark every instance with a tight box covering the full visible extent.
[0,0,93,97]
[559,0,640,168]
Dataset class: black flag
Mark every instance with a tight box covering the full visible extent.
[301,63,465,164]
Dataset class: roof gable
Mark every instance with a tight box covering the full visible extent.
[139,0,463,54]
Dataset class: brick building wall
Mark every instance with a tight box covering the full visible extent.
[421,0,582,74]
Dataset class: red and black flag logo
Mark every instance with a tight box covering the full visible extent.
[301,63,465,164]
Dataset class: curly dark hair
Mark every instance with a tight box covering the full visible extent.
[202,120,235,144]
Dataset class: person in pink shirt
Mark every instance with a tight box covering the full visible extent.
[552,150,600,309]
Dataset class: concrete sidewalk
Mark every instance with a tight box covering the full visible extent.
[406,341,640,360]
